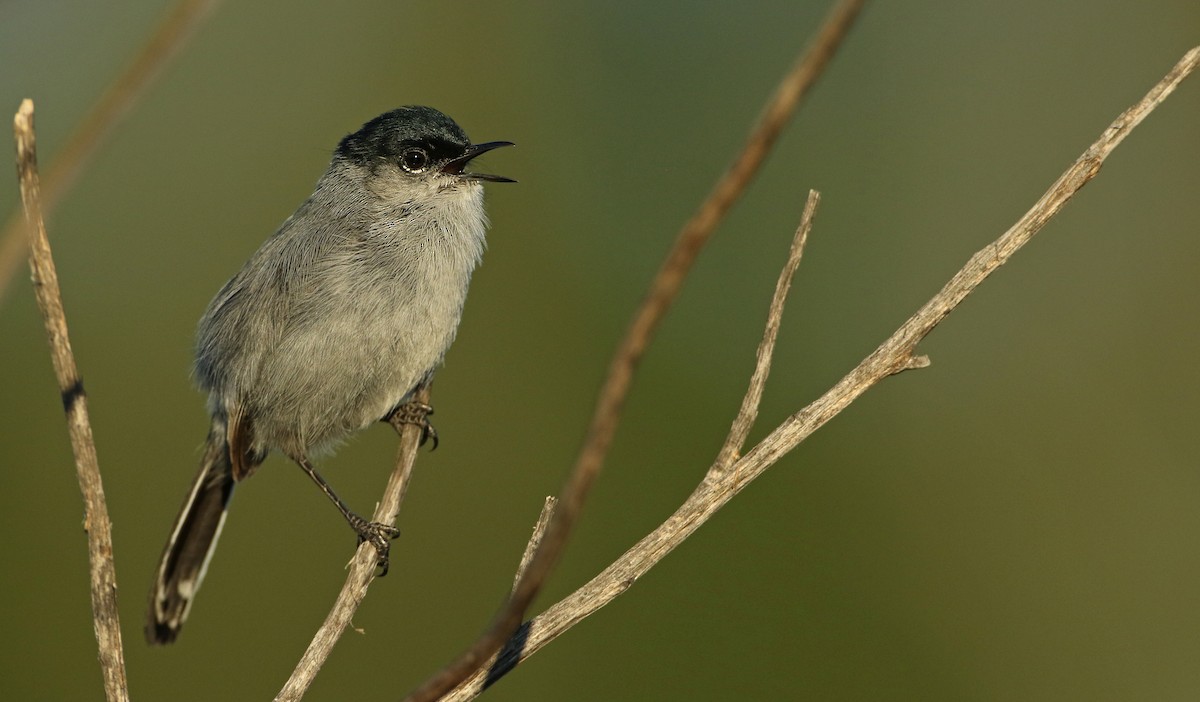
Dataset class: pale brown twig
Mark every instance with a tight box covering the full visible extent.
[13,99,129,702]
[512,497,557,593]
[715,190,821,471]
[440,45,1200,699]
[274,386,430,702]
[0,0,222,303]
[399,3,867,700]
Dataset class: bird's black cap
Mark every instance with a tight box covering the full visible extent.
[336,106,511,182]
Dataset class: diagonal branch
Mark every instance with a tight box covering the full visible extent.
[716,190,820,471]
[440,45,1200,699]
[511,497,558,594]
[13,100,129,702]
[274,387,430,702]
[748,43,1200,479]
[399,4,867,701]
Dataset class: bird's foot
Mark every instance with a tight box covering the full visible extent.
[348,514,402,576]
[385,401,438,449]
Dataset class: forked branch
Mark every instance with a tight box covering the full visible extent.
[440,45,1200,699]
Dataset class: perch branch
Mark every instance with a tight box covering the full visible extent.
[274,386,430,702]
[0,0,222,303]
[13,100,129,702]
[440,45,1200,699]
[401,3,866,701]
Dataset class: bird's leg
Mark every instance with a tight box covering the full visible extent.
[290,453,401,575]
[384,400,438,450]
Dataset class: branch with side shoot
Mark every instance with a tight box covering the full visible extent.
[441,45,1200,699]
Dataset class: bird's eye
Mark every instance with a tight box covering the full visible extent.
[400,148,430,173]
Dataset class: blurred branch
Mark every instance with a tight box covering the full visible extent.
[400,3,867,700]
[441,45,1200,698]
[0,0,222,304]
[274,387,430,702]
[13,100,129,702]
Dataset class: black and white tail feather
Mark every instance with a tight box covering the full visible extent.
[146,424,235,645]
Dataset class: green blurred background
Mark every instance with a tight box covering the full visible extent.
[2,2,1199,700]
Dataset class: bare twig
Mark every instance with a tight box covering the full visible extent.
[441,45,1200,699]
[512,498,557,593]
[400,4,867,701]
[716,190,820,471]
[0,0,222,302]
[274,386,430,702]
[13,100,129,702]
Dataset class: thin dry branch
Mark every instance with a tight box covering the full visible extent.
[512,498,557,593]
[0,0,222,302]
[13,100,129,702]
[440,45,1200,699]
[716,190,820,470]
[399,4,867,701]
[274,386,430,702]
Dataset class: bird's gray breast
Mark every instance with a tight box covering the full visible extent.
[248,181,487,451]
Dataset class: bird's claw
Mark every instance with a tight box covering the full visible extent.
[348,515,401,576]
[385,401,439,450]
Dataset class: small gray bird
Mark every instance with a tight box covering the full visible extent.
[146,106,513,644]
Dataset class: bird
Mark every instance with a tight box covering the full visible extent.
[146,106,514,644]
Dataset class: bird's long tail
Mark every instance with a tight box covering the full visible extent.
[146,425,235,645]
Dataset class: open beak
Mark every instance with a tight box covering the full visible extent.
[441,141,516,183]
